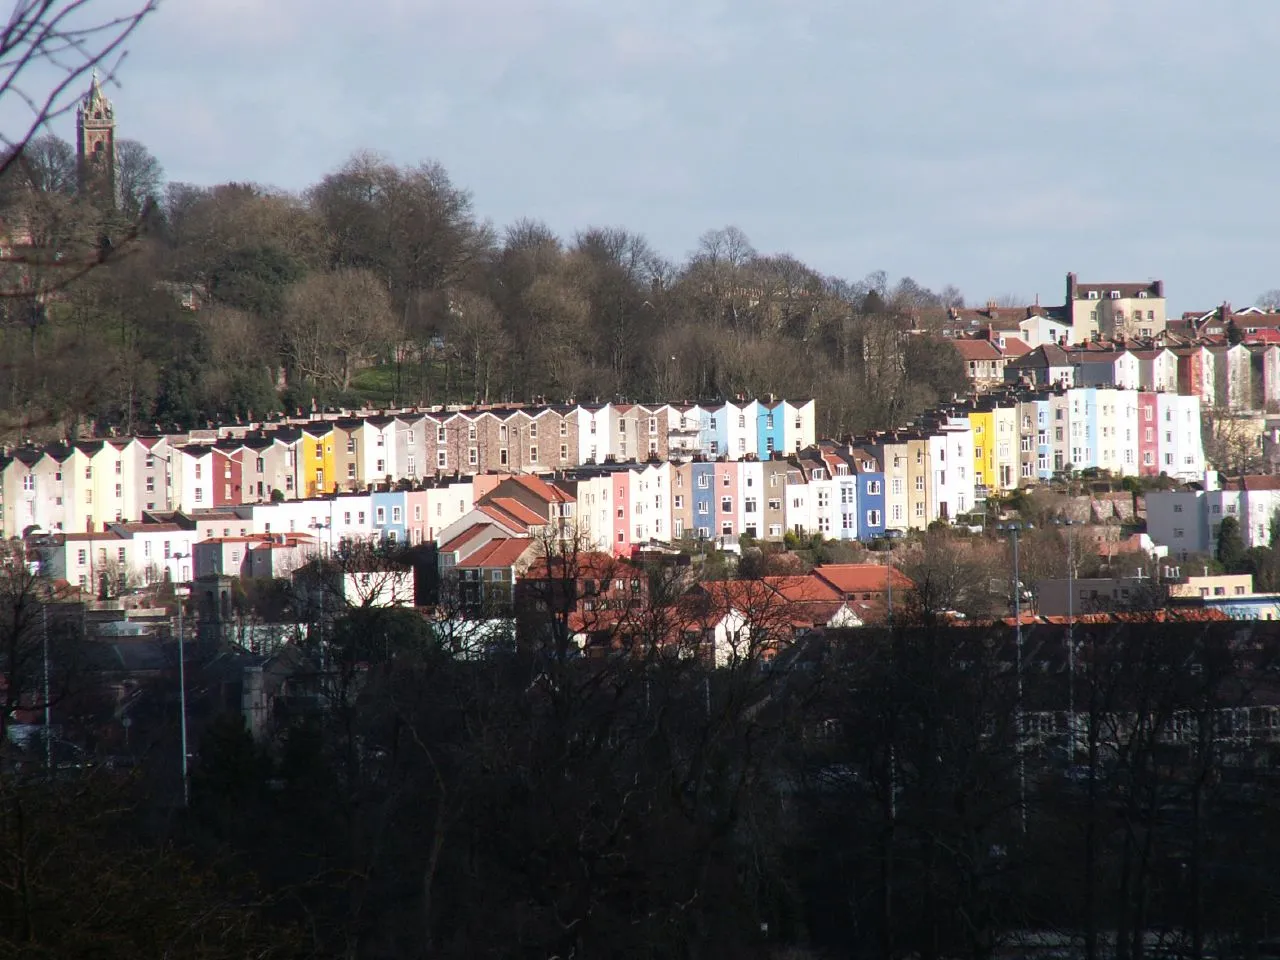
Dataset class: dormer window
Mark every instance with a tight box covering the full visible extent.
[1138,291,1149,299]
[1087,291,1100,300]
[1109,290,1121,299]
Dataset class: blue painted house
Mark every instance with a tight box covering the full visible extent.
[372,490,408,544]
[757,400,786,459]
[850,447,885,540]
[690,461,715,539]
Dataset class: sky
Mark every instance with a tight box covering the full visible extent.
[23,0,1280,311]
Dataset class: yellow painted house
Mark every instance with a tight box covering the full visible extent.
[300,425,336,498]
[969,409,994,494]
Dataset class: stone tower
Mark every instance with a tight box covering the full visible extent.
[76,70,116,207]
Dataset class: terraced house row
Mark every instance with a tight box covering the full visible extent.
[0,399,817,538]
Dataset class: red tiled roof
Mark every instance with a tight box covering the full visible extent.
[1223,475,1280,492]
[508,474,576,503]
[485,496,547,527]
[440,523,492,553]
[476,504,532,533]
[952,339,1004,361]
[1001,337,1032,358]
[456,537,533,569]
[761,575,842,603]
[813,563,914,596]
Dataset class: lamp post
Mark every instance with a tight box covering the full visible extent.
[173,553,190,808]
[996,521,1032,834]
[1055,518,1077,758]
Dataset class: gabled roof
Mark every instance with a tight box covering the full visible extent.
[440,523,492,554]
[1009,344,1072,368]
[485,497,547,528]
[506,473,575,503]
[813,563,914,596]
[476,504,532,533]
[1001,337,1032,358]
[456,537,533,569]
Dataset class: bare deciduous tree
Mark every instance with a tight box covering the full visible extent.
[281,268,396,392]
[114,137,162,218]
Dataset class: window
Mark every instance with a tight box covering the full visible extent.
[915,502,925,518]
[529,422,538,439]
[560,420,568,436]
[468,424,477,441]
[499,449,509,466]
[560,444,569,461]
[721,496,733,513]
[697,501,709,515]
[529,446,538,463]
[709,417,717,429]
[722,474,731,487]
[468,447,478,466]
[437,426,447,443]
[721,521,733,536]
[414,505,422,521]
[77,549,87,565]
[866,480,881,495]
[347,438,356,454]
[437,450,447,469]
[738,438,746,452]
[407,455,417,476]
[194,463,202,480]
[768,498,781,511]
[891,478,903,495]
[376,507,386,524]
[674,495,684,509]
[866,509,882,526]
[392,506,402,523]
[915,475,924,492]
[348,463,357,480]
[21,474,33,492]
[358,511,366,524]
[697,475,709,489]
[649,417,658,434]
[145,477,155,493]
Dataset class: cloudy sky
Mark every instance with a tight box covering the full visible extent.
[40,0,1280,309]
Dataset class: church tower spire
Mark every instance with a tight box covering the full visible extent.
[76,69,117,207]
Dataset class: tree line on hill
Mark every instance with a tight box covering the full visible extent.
[0,141,967,443]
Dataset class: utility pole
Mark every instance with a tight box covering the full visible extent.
[173,554,190,808]
[998,521,1030,834]
[42,604,51,777]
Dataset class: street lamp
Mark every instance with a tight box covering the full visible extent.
[173,553,190,808]
[996,520,1033,834]
[1054,518,1078,758]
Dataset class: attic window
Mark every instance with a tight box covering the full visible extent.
[1138,291,1149,298]
[1109,290,1121,299]
[1087,291,1099,300]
